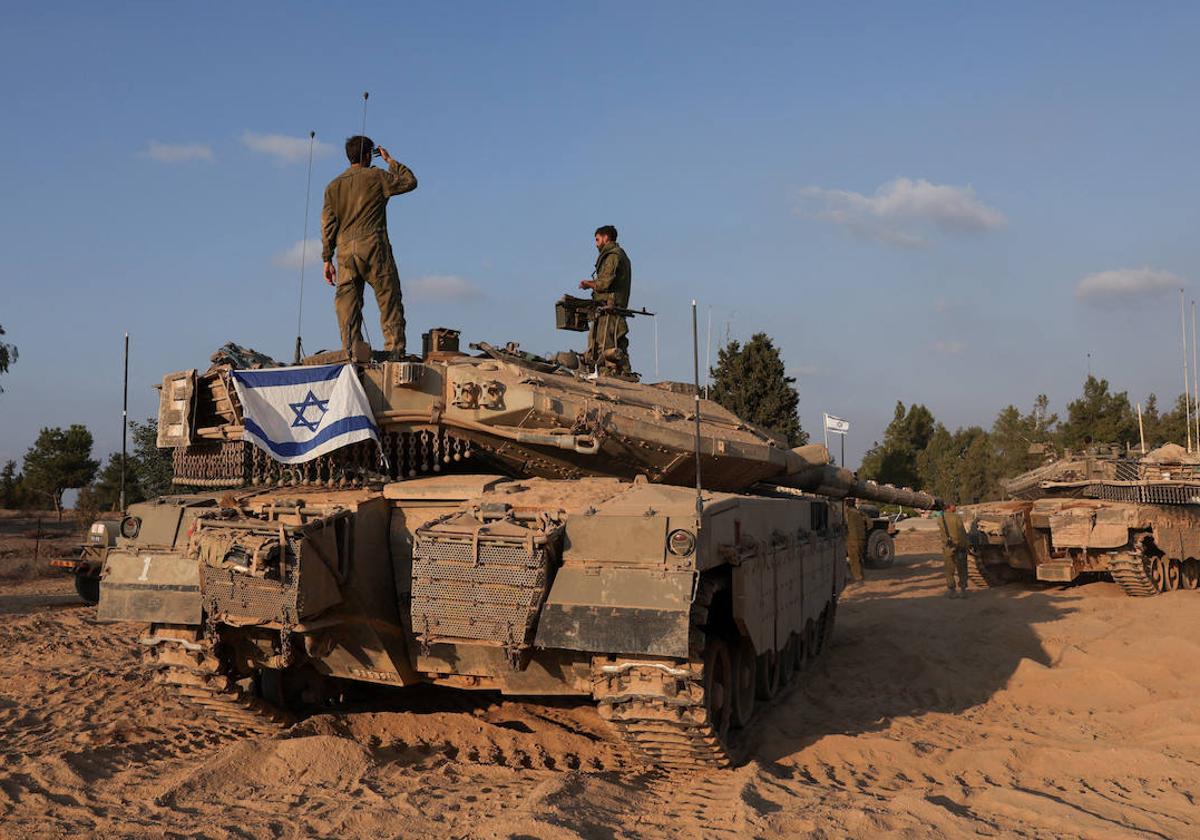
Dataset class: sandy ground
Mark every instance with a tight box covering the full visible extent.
[1,535,1197,839]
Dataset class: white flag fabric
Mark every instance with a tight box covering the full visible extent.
[824,413,850,434]
[231,364,380,464]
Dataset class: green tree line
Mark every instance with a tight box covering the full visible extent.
[859,375,1194,504]
[1,419,173,517]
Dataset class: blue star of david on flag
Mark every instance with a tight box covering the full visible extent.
[230,364,380,464]
[289,390,330,432]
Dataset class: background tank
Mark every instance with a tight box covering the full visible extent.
[98,328,941,771]
[966,443,1200,596]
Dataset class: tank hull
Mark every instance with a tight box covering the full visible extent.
[100,477,846,770]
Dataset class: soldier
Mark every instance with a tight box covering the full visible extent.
[843,498,867,583]
[938,504,970,598]
[322,135,417,360]
[578,225,632,374]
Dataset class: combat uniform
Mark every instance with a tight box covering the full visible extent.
[587,241,632,373]
[321,160,417,356]
[938,510,970,595]
[844,503,867,582]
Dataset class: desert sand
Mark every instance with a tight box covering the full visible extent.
[1,531,1197,839]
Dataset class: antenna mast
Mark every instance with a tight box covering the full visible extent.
[1183,289,1193,452]
[293,131,317,364]
[691,301,704,519]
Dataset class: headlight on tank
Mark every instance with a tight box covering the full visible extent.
[668,528,696,557]
[89,522,108,545]
[120,516,141,539]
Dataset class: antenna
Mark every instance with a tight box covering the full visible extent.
[120,332,129,511]
[691,300,704,519]
[293,130,317,364]
[1192,301,1198,448]
[1182,289,1193,452]
[360,91,369,162]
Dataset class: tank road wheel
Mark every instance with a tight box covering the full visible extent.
[777,635,796,688]
[816,599,839,656]
[730,638,757,729]
[702,636,734,745]
[865,530,896,569]
[756,651,781,701]
[1150,556,1168,593]
[1183,559,1200,591]
[1166,559,1183,591]
[74,574,100,605]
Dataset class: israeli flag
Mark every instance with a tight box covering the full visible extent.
[230,364,380,464]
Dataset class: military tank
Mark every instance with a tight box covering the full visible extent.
[965,443,1200,596]
[96,325,940,771]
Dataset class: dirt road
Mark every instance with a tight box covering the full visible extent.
[1,544,1196,839]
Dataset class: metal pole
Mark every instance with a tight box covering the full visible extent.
[1192,301,1198,447]
[841,433,845,469]
[1182,289,1192,452]
[294,131,316,364]
[823,413,829,454]
[120,332,129,511]
[691,301,704,519]
[1137,402,1146,454]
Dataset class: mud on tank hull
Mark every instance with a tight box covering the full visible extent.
[99,476,847,771]
[963,499,1200,596]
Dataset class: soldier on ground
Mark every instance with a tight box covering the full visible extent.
[578,225,632,374]
[938,503,970,598]
[844,498,867,583]
[322,135,417,360]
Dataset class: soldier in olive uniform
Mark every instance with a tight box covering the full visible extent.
[322,135,417,359]
[578,225,632,374]
[938,504,970,597]
[843,498,867,583]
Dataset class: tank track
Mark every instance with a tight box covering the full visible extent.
[596,658,734,771]
[1105,554,1160,597]
[967,554,1009,588]
[141,624,293,732]
[597,591,838,773]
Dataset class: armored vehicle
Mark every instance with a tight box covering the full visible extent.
[965,444,1200,596]
[856,503,898,568]
[97,327,939,770]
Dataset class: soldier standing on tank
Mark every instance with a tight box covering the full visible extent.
[322,135,417,360]
[578,225,632,374]
[843,498,867,583]
[938,504,970,598]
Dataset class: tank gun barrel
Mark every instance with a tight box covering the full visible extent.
[773,445,943,510]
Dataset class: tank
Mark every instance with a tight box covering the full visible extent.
[96,326,940,771]
[965,443,1200,596]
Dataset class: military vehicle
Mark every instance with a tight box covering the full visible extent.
[48,519,118,604]
[965,443,1200,596]
[96,325,940,770]
[857,503,898,568]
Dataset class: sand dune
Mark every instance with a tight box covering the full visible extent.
[0,541,1196,839]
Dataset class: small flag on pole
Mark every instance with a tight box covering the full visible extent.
[823,413,850,435]
[231,364,380,464]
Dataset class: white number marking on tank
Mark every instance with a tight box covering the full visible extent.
[138,555,153,582]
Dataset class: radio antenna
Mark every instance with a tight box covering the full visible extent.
[691,300,704,519]
[293,130,317,364]
[357,91,374,351]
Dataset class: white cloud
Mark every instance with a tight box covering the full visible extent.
[933,340,966,355]
[1075,267,1183,305]
[797,177,1005,247]
[408,275,486,303]
[142,140,213,162]
[273,239,322,269]
[242,132,333,164]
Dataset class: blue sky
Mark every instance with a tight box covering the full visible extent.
[2,2,1200,472]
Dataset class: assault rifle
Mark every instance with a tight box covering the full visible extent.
[554,294,655,332]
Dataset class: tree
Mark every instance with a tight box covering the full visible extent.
[1057,376,1137,450]
[129,418,173,498]
[1140,392,1189,449]
[917,424,998,504]
[0,460,22,509]
[22,425,99,519]
[859,402,936,489]
[708,333,808,446]
[991,394,1058,479]
[91,453,145,511]
[0,323,15,394]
